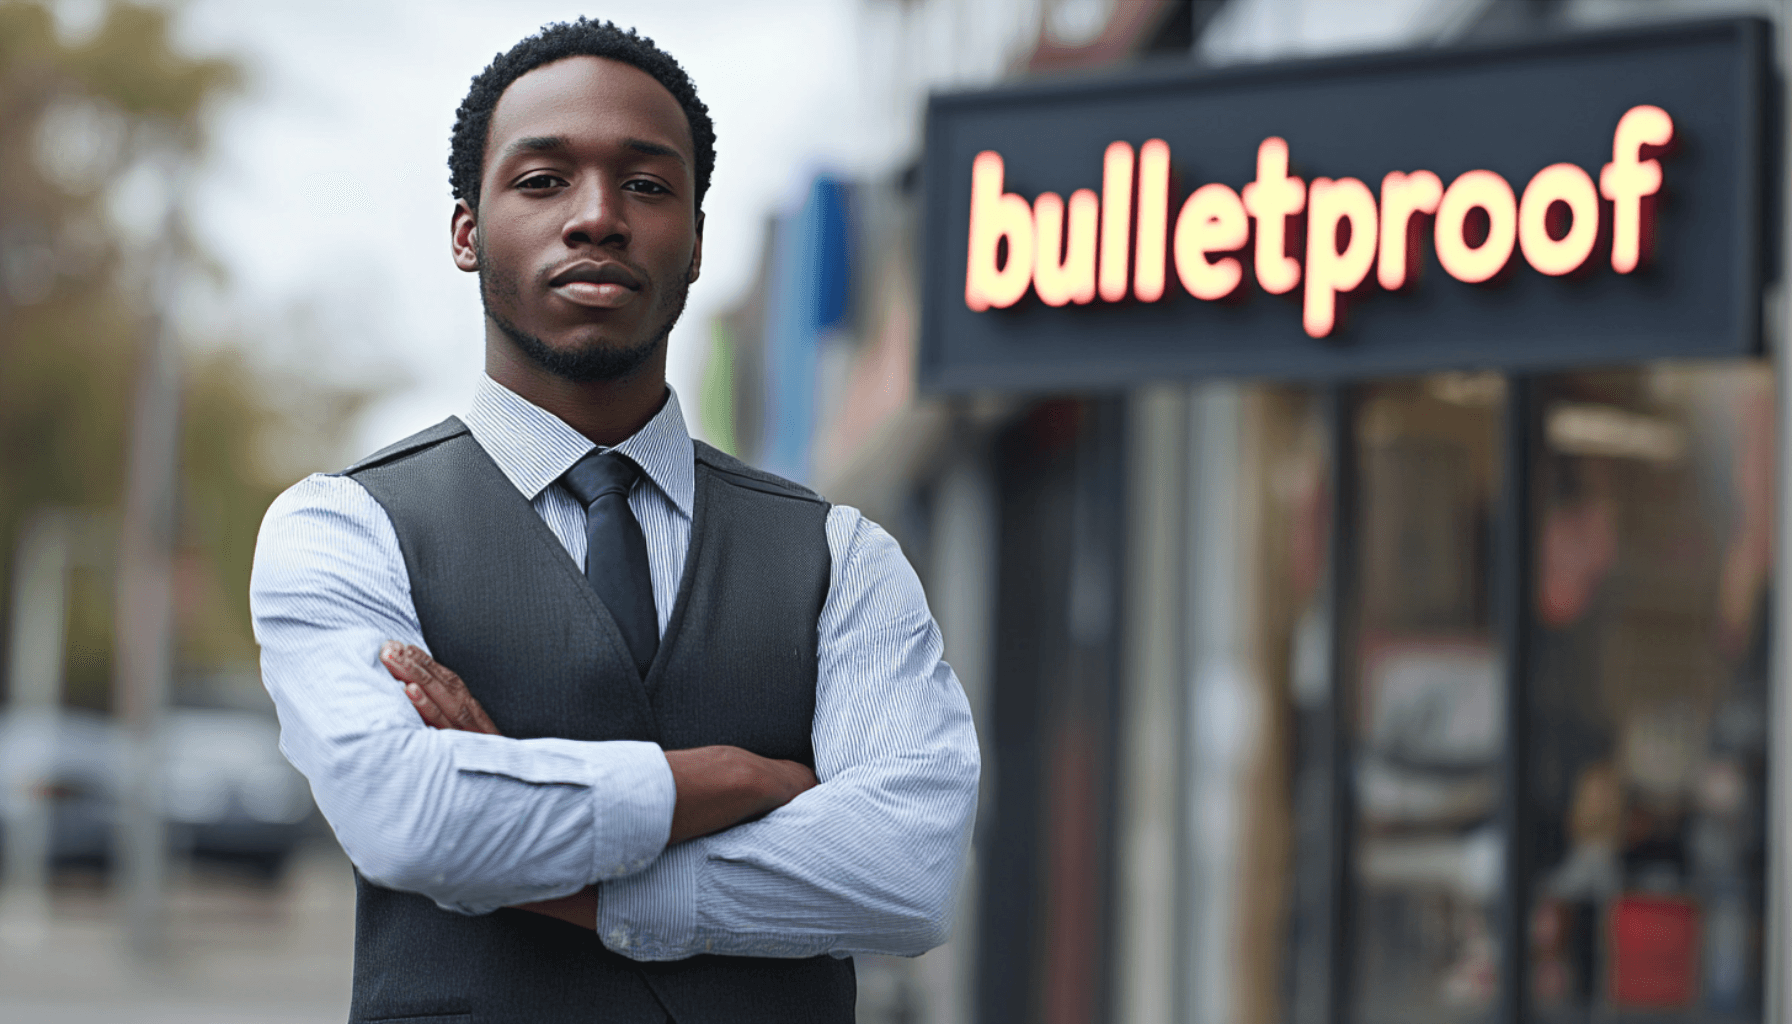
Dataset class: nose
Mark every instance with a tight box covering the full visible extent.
[563,178,629,250]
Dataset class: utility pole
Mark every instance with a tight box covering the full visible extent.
[113,186,185,963]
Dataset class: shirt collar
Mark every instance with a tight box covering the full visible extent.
[462,374,695,519]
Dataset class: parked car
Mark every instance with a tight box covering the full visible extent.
[163,707,315,874]
[0,705,314,877]
[0,708,120,865]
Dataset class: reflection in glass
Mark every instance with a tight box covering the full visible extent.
[1528,364,1771,1023]
[1351,375,1505,1024]
[1205,385,1330,1024]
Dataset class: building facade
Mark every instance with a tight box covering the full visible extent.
[702,1,1789,1021]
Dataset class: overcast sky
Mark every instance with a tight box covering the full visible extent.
[108,0,890,457]
[59,0,1717,464]
[64,0,1453,464]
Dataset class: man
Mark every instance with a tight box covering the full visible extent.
[249,19,979,1024]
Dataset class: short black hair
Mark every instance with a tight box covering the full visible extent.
[448,18,714,217]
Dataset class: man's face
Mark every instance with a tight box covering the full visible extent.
[455,56,701,382]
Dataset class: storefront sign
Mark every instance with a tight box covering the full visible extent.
[920,19,1771,391]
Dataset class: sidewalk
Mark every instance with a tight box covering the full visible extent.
[0,842,354,1023]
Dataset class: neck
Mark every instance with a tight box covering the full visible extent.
[485,333,671,447]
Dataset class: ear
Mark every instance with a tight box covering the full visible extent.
[451,200,479,273]
[687,213,704,284]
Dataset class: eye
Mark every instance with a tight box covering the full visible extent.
[624,179,672,196]
[516,173,566,190]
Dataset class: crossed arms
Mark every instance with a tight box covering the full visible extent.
[381,639,822,930]
[250,473,981,959]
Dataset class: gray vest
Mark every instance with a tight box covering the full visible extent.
[339,418,855,1024]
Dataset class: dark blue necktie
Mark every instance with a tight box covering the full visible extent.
[561,451,658,677]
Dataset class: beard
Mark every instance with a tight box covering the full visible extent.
[479,238,688,384]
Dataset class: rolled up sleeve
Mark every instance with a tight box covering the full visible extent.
[251,474,676,915]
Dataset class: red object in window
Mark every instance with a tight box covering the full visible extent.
[1608,894,1700,1008]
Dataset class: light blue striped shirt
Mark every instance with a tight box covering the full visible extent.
[249,377,979,960]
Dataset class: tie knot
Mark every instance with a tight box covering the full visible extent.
[562,450,640,508]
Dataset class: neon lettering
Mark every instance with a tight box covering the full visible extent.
[1378,170,1442,291]
[1033,189,1099,306]
[1173,183,1249,301]
[1519,163,1600,276]
[1600,104,1674,274]
[1241,137,1306,295]
[1100,141,1135,302]
[964,150,1034,310]
[963,105,1678,323]
[1435,170,1517,284]
[1134,139,1171,303]
[1304,177,1378,338]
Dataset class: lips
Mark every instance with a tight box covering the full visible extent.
[548,260,643,309]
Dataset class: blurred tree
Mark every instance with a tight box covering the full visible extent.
[0,1,377,709]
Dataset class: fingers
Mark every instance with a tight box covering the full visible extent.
[443,677,489,733]
[379,640,429,687]
[403,680,454,729]
[380,641,501,735]
[384,641,458,695]
[412,646,465,695]
[379,644,450,728]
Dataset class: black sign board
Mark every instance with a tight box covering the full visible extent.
[918,18,1773,392]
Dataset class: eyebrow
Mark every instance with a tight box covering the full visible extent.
[497,134,687,167]
[501,135,571,160]
[622,137,686,166]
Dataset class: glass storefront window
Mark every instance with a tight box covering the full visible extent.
[1254,364,1770,1018]
[1526,364,1772,1023]
[1225,385,1331,1024]
[1240,365,1772,1024]
[1350,376,1506,1024]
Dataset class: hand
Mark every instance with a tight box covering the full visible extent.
[381,643,591,927]
[377,642,818,917]
[663,746,819,845]
[380,641,499,736]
